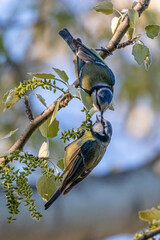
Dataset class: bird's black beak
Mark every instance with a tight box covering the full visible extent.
[96,115,100,122]
[101,111,104,123]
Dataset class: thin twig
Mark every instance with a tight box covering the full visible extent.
[116,38,137,49]
[134,226,160,240]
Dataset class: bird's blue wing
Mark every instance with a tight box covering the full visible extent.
[62,140,96,187]
[59,28,115,88]
[75,43,115,88]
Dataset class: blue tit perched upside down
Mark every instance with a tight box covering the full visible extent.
[59,28,115,118]
[45,118,112,210]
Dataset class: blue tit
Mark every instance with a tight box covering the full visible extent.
[59,28,115,118]
[45,118,112,210]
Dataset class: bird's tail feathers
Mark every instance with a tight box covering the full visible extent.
[44,188,62,210]
[59,28,102,64]
[59,28,77,54]
[73,39,103,64]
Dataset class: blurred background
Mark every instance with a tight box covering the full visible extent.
[0,0,160,240]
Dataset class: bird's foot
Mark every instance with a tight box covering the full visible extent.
[96,47,112,56]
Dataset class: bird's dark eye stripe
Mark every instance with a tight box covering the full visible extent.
[93,132,110,142]
[90,85,113,94]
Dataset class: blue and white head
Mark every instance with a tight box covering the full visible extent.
[90,84,113,116]
[91,117,112,145]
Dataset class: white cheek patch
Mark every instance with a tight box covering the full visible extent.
[91,90,99,110]
[92,122,103,133]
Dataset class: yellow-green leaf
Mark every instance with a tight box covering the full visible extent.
[111,17,121,34]
[35,94,47,107]
[38,141,49,158]
[145,24,160,39]
[52,67,68,82]
[49,138,66,161]
[0,128,18,141]
[89,107,97,116]
[128,9,139,28]
[125,27,135,40]
[132,43,149,65]
[68,85,79,97]
[49,100,60,126]
[29,73,55,79]
[139,207,160,224]
[94,1,113,15]
[79,88,93,111]
[3,89,20,111]
[109,104,114,111]
[39,117,59,138]
[144,53,152,71]
[57,159,64,171]
[36,175,61,202]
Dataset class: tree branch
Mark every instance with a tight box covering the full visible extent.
[116,38,137,49]
[8,93,72,152]
[0,93,72,166]
[100,0,151,58]
[24,96,34,121]
[135,226,160,240]
[0,0,151,166]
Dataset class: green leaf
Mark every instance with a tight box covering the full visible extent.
[39,117,59,138]
[132,1,138,8]
[125,27,135,40]
[35,94,47,107]
[68,85,79,97]
[111,17,121,34]
[38,141,49,158]
[145,24,160,39]
[0,128,18,141]
[144,53,152,71]
[52,67,68,82]
[49,100,60,126]
[57,159,64,171]
[49,138,66,161]
[79,88,93,111]
[139,207,160,224]
[89,107,97,116]
[128,9,139,28]
[94,1,113,15]
[109,104,114,111]
[132,43,149,65]
[28,73,55,79]
[3,89,20,111]
[36,175,61,202]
